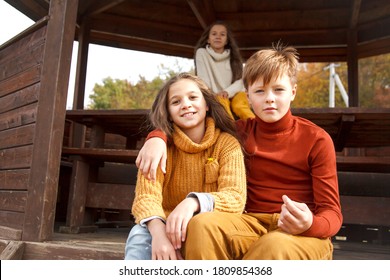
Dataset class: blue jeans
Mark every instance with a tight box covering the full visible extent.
[124,224,152,260]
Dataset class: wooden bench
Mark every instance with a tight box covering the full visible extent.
[59,110,150,233]
[62,147,139,163]
[334,171,390,246]
[336,155,390,173]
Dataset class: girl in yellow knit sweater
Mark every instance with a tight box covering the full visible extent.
[124,73,246,260]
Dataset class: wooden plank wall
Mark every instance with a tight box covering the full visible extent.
[0,23,47,239]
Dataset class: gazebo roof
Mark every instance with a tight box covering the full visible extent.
[6,0,390,62]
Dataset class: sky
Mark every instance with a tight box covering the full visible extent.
[0,0,194,108]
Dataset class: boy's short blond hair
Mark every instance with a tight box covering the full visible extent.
[243,43,299,89]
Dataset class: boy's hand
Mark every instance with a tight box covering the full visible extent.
[135,137,167,181]
[278,195,313,235]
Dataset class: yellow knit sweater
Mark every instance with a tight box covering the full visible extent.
[132,117,247,224]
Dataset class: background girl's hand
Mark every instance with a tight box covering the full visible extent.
[166,197,200,250]
[278,195,313,235]
[135,137,167,181]
[216,91,229,99]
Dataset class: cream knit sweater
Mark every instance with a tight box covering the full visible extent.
[195,46,245,98]
[131,118,247,223]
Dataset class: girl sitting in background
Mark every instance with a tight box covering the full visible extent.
[195,21,254,120]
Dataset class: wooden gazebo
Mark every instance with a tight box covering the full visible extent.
[0,0,389,259]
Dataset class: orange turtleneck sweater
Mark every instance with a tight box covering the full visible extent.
[236,110,342,238]
[132,118,247,224]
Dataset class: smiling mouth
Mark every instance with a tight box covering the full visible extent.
[182,112,196,117]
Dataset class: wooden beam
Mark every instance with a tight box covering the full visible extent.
[187,0,216,29]
[4,0,49,21]
[358,37,390,59]
[82,0,126,17]
[73,20,90,109]
[349,0,362,28]
[89,14,201,47]
[347,29,359,107]
[337,156,390,173]
[62,147,139,163]
[187,0,208,29]
[90,31,195,59]
[0,241,25,260]
[0,226,22,240]
[22,0,79,242]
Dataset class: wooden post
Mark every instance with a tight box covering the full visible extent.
[347,28,359,107]
[22,0,79,241]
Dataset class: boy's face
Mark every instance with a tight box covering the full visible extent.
[247,73,296,123]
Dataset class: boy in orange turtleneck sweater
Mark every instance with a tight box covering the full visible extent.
[136,44,343,260]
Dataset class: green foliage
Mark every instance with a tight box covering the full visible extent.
[359,53,390,108]
[293,63,348,108]
[88,62,194,109]
[293,53,390,108]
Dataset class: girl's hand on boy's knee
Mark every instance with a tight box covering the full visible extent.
[278,195,313,235]
[166,198,199,250]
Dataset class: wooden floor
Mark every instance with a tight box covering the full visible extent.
[333,241,390,260]
[4,227,387,260]
[21,227,128,260]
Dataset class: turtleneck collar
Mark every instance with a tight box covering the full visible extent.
[206,45,230,62]
[254,109,294,134]
[172,117,220,153]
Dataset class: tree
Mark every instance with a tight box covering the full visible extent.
[88,62,194,109]
[293,62,347,108]
[359,53,390,108]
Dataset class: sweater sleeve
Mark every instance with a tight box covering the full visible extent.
[224,79,245,98]
[131,168,167,224]
[195,48,212,89]
[301,130,343,238]
[146,129,167,143]
[208,134,247,213]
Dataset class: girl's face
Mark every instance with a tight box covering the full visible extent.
[247,73,296,123]
[168,79,209,143]
[207,24,228,53]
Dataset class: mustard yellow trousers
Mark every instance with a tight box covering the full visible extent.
[217,91,255,120]
[183,212,333,260]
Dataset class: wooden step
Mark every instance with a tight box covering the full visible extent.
[62,147,139,163]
